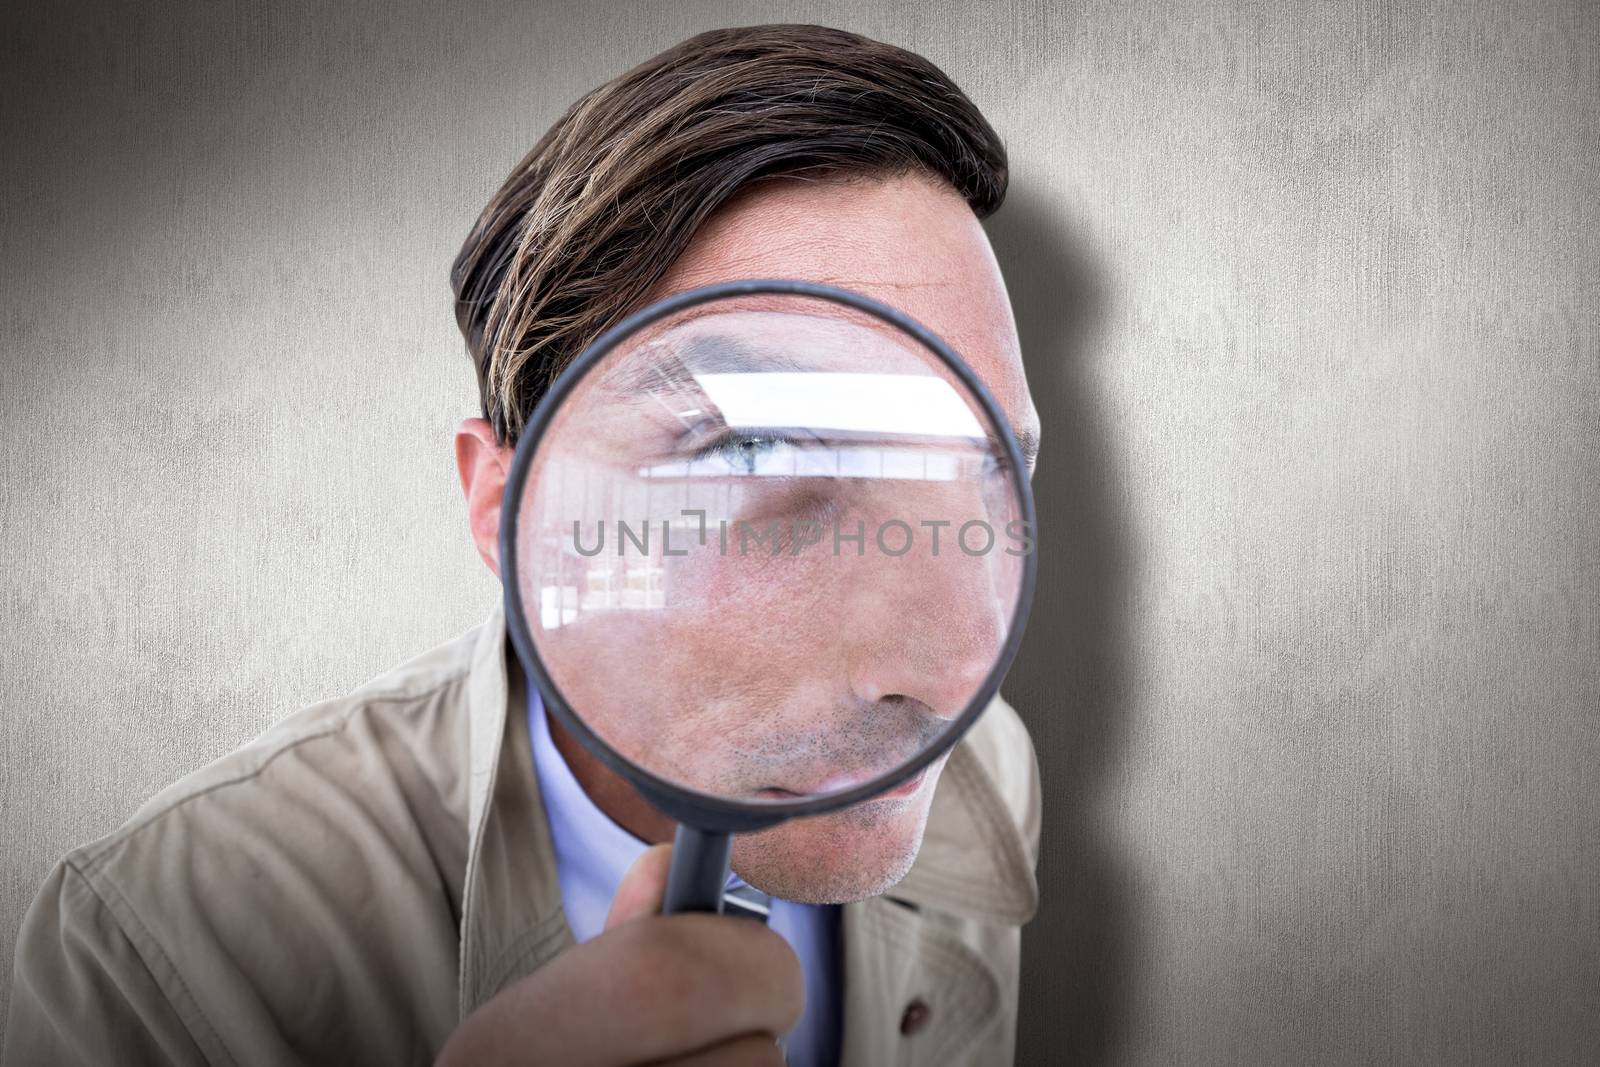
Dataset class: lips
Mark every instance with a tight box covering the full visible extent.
[757,764,927,801]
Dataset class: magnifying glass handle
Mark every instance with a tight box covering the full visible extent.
[662,824,733,914]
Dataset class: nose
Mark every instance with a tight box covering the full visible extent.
[844,541,1010,721]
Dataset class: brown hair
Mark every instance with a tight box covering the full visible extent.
[450,24,1008,444]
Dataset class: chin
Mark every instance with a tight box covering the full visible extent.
[729,764,944,904]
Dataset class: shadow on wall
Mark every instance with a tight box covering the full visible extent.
[985,188,1137,1065]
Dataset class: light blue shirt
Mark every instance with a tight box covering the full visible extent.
[528,687,842,1067]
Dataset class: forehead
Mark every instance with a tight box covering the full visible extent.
[642,173,1039,455]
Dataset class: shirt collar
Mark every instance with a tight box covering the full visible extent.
[526,683,651,941]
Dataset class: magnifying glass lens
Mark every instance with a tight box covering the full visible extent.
[508,290,1028,808]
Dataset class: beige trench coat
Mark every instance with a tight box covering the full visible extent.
[6,603,1041,1066]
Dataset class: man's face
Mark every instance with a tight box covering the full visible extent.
[527,172,1039,903]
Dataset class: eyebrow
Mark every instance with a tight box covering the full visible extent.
[1013,426,1040,468]
[600,334,797,398]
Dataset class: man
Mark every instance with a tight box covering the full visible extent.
[6,24,1042,1067]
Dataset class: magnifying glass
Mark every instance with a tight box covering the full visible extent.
[499,279,1036,915]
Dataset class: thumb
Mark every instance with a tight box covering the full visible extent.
[604,843,674,931]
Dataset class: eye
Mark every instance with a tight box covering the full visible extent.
[692,431,796,476]
[979,446,1017,486]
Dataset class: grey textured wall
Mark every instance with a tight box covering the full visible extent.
[2,1,1595,1062]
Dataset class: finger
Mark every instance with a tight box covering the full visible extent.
[645,1032,786,1067]
[505,914,803,1066]
[605,843,674,930]
[592,916,805,1060]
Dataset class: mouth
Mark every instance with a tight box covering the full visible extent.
[755,764,928,802]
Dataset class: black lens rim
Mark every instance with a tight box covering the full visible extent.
[499,279,1038,834]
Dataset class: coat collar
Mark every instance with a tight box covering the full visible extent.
[457,601,574,1018]
[891,734,1040,926]
[456,601,1036,1020]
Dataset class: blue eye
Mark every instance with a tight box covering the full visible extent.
[694,432,789,475]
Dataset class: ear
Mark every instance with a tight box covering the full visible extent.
[455,417,513,579]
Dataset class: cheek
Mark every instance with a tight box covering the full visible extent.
[535,552,848,787]
[661,540,849,703]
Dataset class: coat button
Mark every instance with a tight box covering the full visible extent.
[899,998,931,1035]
